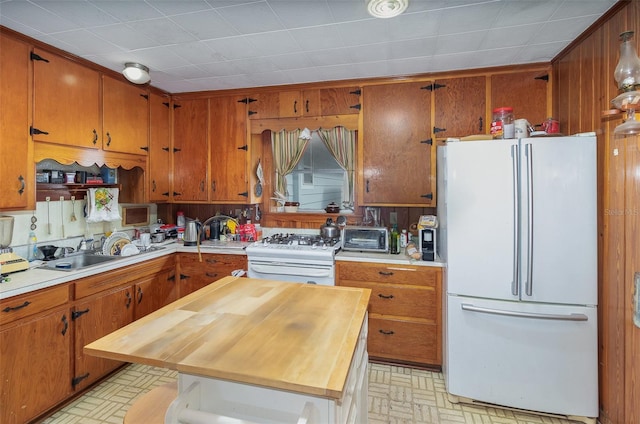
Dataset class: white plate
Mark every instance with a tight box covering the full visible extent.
[120,243,140,257]
[102,231,131,255]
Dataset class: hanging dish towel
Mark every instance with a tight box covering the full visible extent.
[86,188,122,223]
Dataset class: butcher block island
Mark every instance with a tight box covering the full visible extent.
[85,276,371,424]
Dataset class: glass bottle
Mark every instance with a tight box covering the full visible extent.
[390,226,399,254]
[614,31,640,92]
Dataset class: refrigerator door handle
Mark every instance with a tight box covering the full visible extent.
[525,143,534,296]
[461,303,589,321]
[511,144,520,296]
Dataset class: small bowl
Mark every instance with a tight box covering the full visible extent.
[284,202,299,213]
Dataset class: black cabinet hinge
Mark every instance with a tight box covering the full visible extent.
[140,94,149,100]
[173,104,181,109]
[72,373,90,389]
[420,139,433,145]
[162,102,170,108]
[349,89,362,96]
[248,110,257,116]
[162,147,170,152]
[237,145,248,151]
[173,191,181,196]
[180,274,190,280]
[421,193,434,200]
[71,308,90,320]
[238,97,258,104]
[162,192,170,197]
[30,126,49,136]
[173,147,181,153]
[30,52,49,63]
[140,146,149,151]
[350,104,361,110]
[247,98,257,103]
[238,191,249,198]
[167,274,176,281]
[422,83,446,91]
[433,127,446,133]
[535,74,549,82]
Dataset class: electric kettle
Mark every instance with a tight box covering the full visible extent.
[183,220,201,246]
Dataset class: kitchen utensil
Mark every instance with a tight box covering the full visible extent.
[46,196,51,234]
[70,196,77,221]
[151,231,166,243]
[60,196,65,238]
[325,202,340,213]
[38,244,59,260]
[255,159,264,197]
[320,218,340,239]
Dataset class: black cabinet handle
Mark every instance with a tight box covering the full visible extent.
[205,259,218,264]
[366,179,370,193]
[479,116,483,132]
[378,271,394,276]
[379,329,395,335]
[137,286,143,304]
[61,314,68,336]
[18,175,25,195]
[125,291,132,309]
[293,100,297,114]
[106,132,112,146]
[152,180,156,192]
[92,129,98,145]
[2,301,31,313]
[72,308,90,320]
[378,293,394,299]
[205,272,219,278]
[305,99,309,113]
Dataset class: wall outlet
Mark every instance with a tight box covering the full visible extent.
[390,212,397,226]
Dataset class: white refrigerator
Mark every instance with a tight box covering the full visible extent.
[437,136,598,421]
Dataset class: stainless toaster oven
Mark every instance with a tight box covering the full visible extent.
[341,226,389,253]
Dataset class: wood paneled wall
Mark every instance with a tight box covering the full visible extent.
[553,1,640,423]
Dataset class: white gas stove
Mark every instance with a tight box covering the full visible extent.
[245,233,340,285]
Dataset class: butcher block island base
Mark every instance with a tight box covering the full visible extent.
[85,276,371,424]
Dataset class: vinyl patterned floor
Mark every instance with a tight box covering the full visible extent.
[40,362,582,424]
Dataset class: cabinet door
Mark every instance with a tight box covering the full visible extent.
[32,47,100,148]
[247,92,279,119]
[134,266,177,320]
[305,87,361,116]
[73,286,134,391]
[210,96,248,202]
[491,70,549,128]
[434,76,486,138]
[173,99,209,201]
[0,34,32,210]
[0,307,72,424]
[102,75,149,154]
[149,93,172,202]
[362,82,434,205]
[177,253,245,297]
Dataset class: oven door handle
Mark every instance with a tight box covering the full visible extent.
[249,263,333,278]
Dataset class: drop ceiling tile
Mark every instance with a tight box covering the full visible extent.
[247,70,293,87]
[493,0,558,27]
[31,0,119,28]
[336,19,393,47]
[89,0,163,22]
[204,36,260,60]
[90,24,160,50]
[132,18,196,44]
[215,1,284,34]
[535,16,597,44]
[388,37,438,60]
[386,10,442,41]
[147,0,213,16]
[0,1,76,33]
[197,61,245,77]
[434,31,485,55]
[129,47,186,70]
[169,10,239,40]
[552,0,617,19]
[517,40,567,62]
[481,24,540,50]
[165,42,225,65]
[270,52,315,70]
[49,29,123,55]
[243,30,301,56]
[308,47,358,67]
[326,0,373,22]
[231,57,279,74]
[436,2,504,36]
[268,0,335,28]
[289,25,345,51]
[162,65,212,79]
[386,56,434,76]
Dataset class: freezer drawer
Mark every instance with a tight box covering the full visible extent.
[445,295,598,418]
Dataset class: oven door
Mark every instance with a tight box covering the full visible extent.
[247,259,335,286]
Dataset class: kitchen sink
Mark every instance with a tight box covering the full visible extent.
[40,252,118,271]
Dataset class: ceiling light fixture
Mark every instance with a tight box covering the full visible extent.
[122,62,150,84]
[366,0,408,19]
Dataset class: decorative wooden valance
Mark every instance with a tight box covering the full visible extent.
[34,142,147,171]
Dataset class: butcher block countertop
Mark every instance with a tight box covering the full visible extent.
[85,276,371,400]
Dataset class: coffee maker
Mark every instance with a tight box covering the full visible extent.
[419,228,437,261]
[0,216,29,274]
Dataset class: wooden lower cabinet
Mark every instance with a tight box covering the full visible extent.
[0,286,72,424]
[336,261,442,367]
[177,253,247,297]
[73,285,134,391]
[134,265,177,320]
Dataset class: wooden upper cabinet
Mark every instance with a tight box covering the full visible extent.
[32,47,100,148]
[433,76,486,138]
[0,33,32,210]
[148,93,172,202]
[491,70,550,128]
[173,99,209,202]
[248,86,361,118]
[209,96,249,202]
[102,75,149,155]
[361,82,435,206]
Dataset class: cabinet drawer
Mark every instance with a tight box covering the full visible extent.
[0,284,69,326]
[368,317,440,365]
[180,253,246,281]
[337,262,439,287]
[345,280,436,320]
